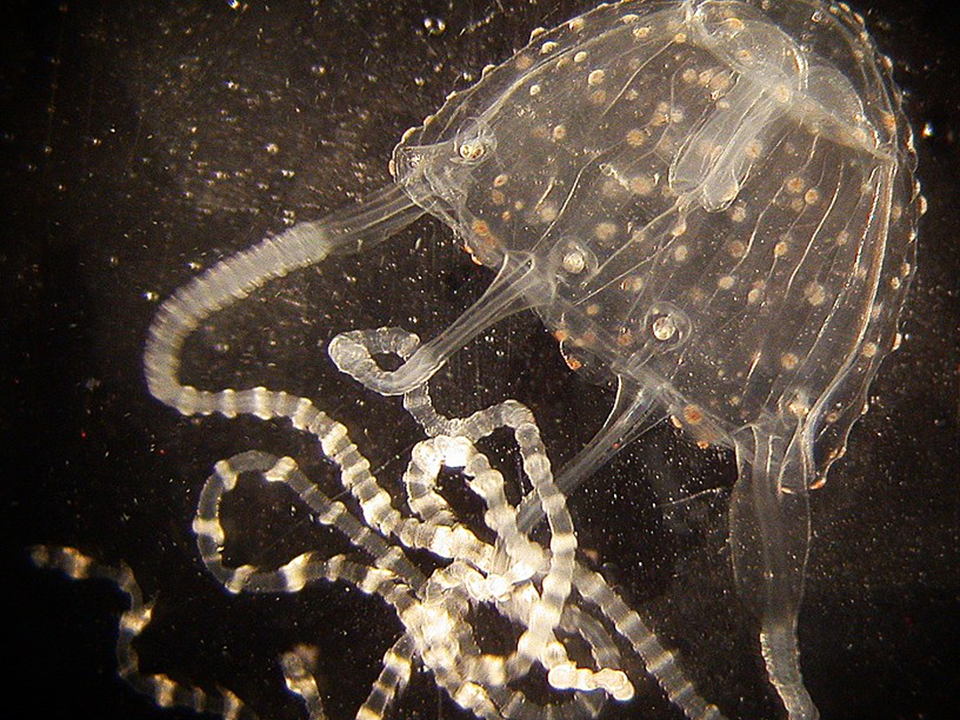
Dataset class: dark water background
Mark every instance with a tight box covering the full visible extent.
[2,2,957,719]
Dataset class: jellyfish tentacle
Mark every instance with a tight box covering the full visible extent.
[337,327,728,720]
[193,449,425,720]
[759,618,818,720]
[144,184,423,415]
[328,251,556,396]
[730,422,817,720]
[517,373,661,533]
[30,546,256,720]
[187,357,643,719]
[279,646,328,720]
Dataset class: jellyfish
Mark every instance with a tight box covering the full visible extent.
[144,1,921,719]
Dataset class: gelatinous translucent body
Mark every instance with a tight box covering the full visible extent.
[393,0,917,483]
[141,2,921,720]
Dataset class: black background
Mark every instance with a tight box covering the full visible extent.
[2,2,957,720]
